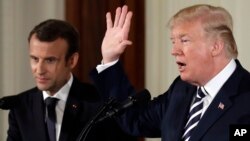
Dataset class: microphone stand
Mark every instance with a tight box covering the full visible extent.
[76,89,151,141]
[76,98,116,141]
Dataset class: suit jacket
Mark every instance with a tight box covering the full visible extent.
[7,77,137,141]
[90,60,250,141]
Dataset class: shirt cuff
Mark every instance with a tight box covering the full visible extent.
[96,60,119,73]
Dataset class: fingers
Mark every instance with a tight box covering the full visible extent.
[118,6,128,28]
[106,12,113,29]
[106,5,130,29]
[114,7,121,27]
[102,5,133,63]
[122,11,133,40]
[112,5,130,28]
[116,40,133,56]
[120,40,133,46]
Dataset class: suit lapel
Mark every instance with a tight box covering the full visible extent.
[59,79,81,141]
[31,90,49,141]
[190,61,243,141]
[166,85,197,141]
[59,95,80,141]
[190,89,233,141]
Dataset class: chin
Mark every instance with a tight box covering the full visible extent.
[180,74,188,81]
[37,85,49,91]
[180,75,198,86]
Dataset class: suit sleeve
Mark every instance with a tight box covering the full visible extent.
[90,61,136,102]
[7,110,22,141]
[90,61,174,137]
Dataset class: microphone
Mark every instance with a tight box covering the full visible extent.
[97,89,151,122]
[0,95,20,110]
[76,89,151,141]
[76,97,117,141]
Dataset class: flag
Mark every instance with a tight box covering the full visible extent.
[218,102,224,110]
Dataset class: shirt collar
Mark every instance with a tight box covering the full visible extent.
[203,59,236,99]
[43,73,73,102]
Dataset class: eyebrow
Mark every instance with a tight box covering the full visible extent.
[179,34,189,38]
[29,55,57,60]
[170,34,188,40]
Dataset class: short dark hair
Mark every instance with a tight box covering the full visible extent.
[28,19,79,60]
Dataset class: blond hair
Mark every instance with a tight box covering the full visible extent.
[168,4,238,58]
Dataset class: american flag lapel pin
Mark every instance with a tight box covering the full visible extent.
[218,102,225,110]
[72,104,78,109]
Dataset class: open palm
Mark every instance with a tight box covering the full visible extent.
[101,5,133,64]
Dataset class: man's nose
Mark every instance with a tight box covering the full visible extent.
[171,44,182,56]
[36,61,46,75]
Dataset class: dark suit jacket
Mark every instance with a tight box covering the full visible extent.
[7,77,137,141]
[90,60,250,141]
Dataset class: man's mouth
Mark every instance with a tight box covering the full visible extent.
[177,61,186,71]
[36,77,49,83]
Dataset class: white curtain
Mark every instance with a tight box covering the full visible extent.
[0,0,64,140]
[145,0,250,141]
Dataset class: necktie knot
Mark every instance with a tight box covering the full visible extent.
[197,87,206,99]
[45,97,58,108]
[45,97,58,123]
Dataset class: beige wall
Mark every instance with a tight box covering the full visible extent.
[0,0,64,140]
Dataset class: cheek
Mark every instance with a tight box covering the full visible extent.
[192,54,211,76]
[189,45,210,59]
[30,64,36,72]
[191,54,209,70]
[54,65,67,75]
[186,48,210,71]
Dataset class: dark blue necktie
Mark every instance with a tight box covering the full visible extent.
[182,87,206,141]
[45,97,58,141]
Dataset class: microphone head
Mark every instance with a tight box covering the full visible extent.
[131,89,151,103]
[96,89,151,123]
[122,89,151,109]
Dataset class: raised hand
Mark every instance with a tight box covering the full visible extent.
[101,5,133,64]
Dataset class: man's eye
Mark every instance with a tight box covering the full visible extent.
[181,39,189,43]
[31,57,38,62]
[46,58,56,63]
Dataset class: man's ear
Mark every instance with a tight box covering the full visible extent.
[68,52,79,69]
[211,39,224,57]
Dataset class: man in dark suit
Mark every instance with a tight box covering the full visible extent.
[7,19,137,141]
[90,5,250,141]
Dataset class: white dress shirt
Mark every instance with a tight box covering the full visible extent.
[96,60,118,73]
[43,73,73,141]
[199,59,236,117]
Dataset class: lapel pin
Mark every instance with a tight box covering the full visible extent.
[72,104,78,109]
[218,102,225,110]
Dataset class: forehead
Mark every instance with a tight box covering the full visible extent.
[29,35,68,57]
[170,20,204,39]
